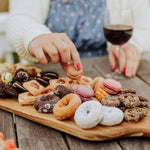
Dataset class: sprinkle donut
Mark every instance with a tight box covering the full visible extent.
[74,100,103,129]
[53,93,81,120]
[100,106,124,126]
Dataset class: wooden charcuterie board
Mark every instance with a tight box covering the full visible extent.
[0,98,150,141]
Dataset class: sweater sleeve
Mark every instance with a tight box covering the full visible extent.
[6,0,51,62]
[128,0,150,52]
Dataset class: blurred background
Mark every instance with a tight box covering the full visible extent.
[0,0,28,64]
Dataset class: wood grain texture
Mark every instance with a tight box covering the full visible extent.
[15,116,68,150]
[0,109,16,142]
[0,98,150,141]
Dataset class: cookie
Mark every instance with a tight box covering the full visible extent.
[14,69,29,82]
[34,93,60,113]
[1,72,13,83]
[41,71,59,79]
[91,76,104,90]
[119,89,136,95]
[36,77,49,87]
[27,68,37,78]
[3,82,20,97]
[0,84,7,98]
[78,76,93,86]
[13,81,27,92]
[66,63,83,80]
[101,96,120,107]
[119,93,141,108]
[23,80,45,96]
[101,79,122,94]
[124,107,148,123]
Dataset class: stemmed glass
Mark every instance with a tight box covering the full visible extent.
[103,8,133,79]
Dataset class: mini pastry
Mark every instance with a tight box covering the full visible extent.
[101,79,122,94]
[49,77,70,89]
[95,88,110,101]
[23,80,45,96]
[66,63,83,80]
[78,76,93,86]
[18,92,43,105]
[91,76,104,90]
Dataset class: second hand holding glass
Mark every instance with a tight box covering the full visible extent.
[103,8,133,79]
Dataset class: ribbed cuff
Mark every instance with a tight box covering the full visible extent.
[23,24,51,53]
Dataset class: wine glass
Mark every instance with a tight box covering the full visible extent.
[103,8,133,79]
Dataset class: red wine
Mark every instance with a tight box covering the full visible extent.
[104,24,133,45]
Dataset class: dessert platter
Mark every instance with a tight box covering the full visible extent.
[0,62,150,141]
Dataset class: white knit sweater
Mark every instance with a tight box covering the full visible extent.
[6,0,150,62]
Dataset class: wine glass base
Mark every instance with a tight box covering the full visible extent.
[104,68,122,80]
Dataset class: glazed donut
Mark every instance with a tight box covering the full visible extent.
[34,93,60,113]
[53,93,81,120]
[74,100,103,129]
[100,106,124,126]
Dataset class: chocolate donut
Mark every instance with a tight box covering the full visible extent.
[54,85,74,98]
[34,93,60,113]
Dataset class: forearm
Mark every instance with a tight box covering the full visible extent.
[6,0,51,62]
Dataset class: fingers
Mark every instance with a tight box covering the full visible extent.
[108,45,117,71]
[34,48,49,65]
[119,48,126,74]
[53,39,71,64]
[44,44,60,64]
[121,43,141,77]
[62,34,82,70]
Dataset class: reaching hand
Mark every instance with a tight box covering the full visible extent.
[28,33,82,71]
[108,43,141,77]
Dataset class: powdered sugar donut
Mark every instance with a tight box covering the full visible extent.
[100,106,124,126]
[74,100,103,129]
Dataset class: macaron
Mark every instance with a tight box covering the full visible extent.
[101,79,122,94]
[75,85,94,102]
[95,88,110,101]
[66,63,83,80]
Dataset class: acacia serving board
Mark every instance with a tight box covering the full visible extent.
[0,98,150,141]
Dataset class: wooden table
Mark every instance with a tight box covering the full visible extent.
[0,56,150,150]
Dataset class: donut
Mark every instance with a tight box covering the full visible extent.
[100,106,124,126]
[54,85,74,98]
[53,93,81,120]
[74,100,103,129]
[34,93,60,113]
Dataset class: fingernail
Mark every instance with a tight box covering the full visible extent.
[121,68,125,74]
[111,66,114,71]
[76,63,81,70]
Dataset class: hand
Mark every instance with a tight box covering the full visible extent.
[108,43,141,77]
[28,33,82,71]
